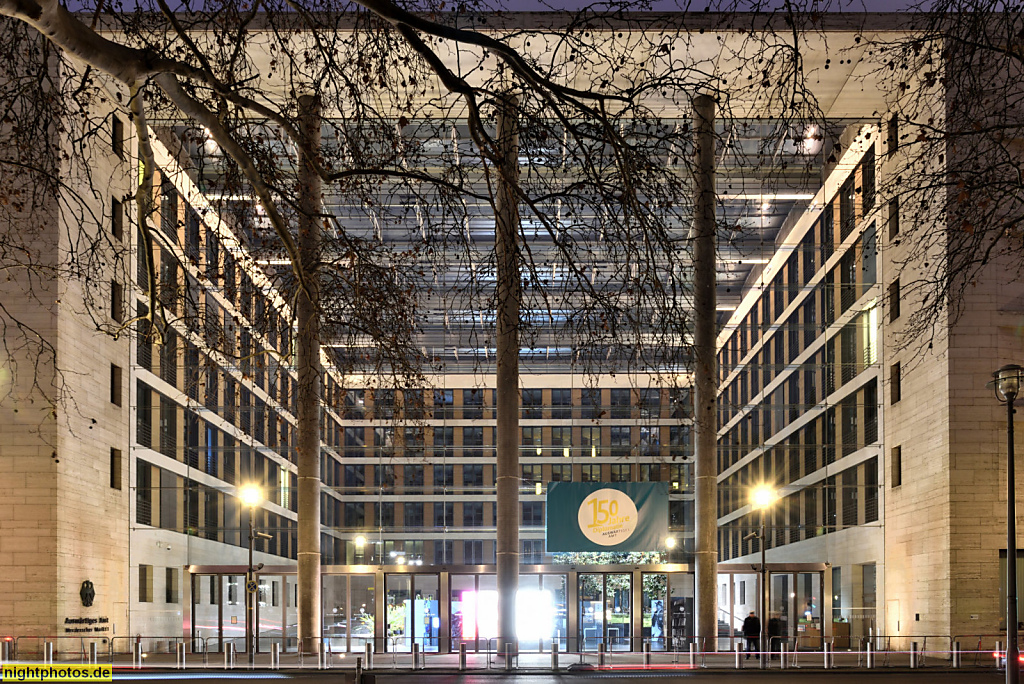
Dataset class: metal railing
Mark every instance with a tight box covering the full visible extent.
[2,631,1015,671]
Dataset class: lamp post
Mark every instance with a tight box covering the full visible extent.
[992,365,1024,684]
[239,484,264,667]
[750,485,777,670]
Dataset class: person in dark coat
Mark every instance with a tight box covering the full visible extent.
[741,611,761,659]
[767,614,782,659]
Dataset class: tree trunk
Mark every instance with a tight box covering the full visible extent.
[295,93,323,655]
[692,93,719,651]
[494,95,521,654]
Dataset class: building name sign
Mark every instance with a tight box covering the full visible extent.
[64,617,110,634]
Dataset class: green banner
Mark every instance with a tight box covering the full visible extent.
[545,482,669,552]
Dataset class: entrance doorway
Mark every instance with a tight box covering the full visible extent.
[579,573,632,651]
[385,573,439,652]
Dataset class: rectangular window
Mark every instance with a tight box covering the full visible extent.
[887,114,898,157]
[111,281,124,324]
[521,388,543,418]
[891,445,902,487]
[433,502,453,527]
[464,540,484,564]
[865,457,878,522]
[888,198,900,240]
[581,426,600,458]
[434,540,453,564]
[551,464,571,482]
[639,463,660,481]
[463,502,484,527]
[139,565,153,602]
[112,197,124,241]
[136,460,152,525]
[462,388,484,419]
[433,464,453,491]
[165,567,179,604]
[522,501,544,526]
[110,448,122,490]
[112,115,125,159]
[110,364,123,406]
[551,388,571,418]
[404,502,424,528]
[888,279,900,322]
[580,464,600,482]
[890,362,901,404]
[862,147,876,211]
[610,464,630,482]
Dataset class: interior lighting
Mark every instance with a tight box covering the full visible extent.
[665,537,677,549]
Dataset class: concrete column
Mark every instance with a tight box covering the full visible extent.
[692,93,719,650]
[494,95,521,655]
[296,93,323,655]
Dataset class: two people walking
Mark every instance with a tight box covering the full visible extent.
[742,611,783,659]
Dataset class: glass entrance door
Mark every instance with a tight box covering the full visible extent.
[578,573,632,651]
[385,574,439,652]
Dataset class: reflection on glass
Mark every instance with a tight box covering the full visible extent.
[667,573,694,652]
[606,574,631,651]
[579,574,604,651]
[414,575,440,653]
[323,576,348,652]
[642,573,667,651]
[385,574,412,652]
[350,575,376,652]
[796,572,822,649]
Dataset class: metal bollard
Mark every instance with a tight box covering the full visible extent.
[823,642,831,669]
[551,641,559,671]
[643,642,651,667]
[952,640,960,669]
[1,640,10,664]
[411,642,420,670]
[866,641,874,669]
[224,642,234,670]
[271,642,280,670]
[133,642,142,670]
[997,641,1003,669]
[355,657,362,684]
[689,641,696,668]
[364,641,373,670]
[320,640,329,670]
[458,642,467,671]
[89,642,98,665]
[504,643,513,672]
[910,641,919,669]
[177,642,185,669]
[735,642,742,669]
[598,643,606,668]
[781,643,788,669]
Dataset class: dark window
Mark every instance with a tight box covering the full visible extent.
[112,116,124,159]
[463,502,484,527]
[864,380,878,445]
[580,464,600,482]
[433,389,454,419]
[551,464,571,482]
[464,540,484,564]
[135,460,152,525]
[404,464,424,489]
[111,280,124,324]
[887,114,898,157]
[890,362,901,404]
[862,147,875,211]
[136,381,152,448]
[842,467,858,526]
[865,458,878,522]
[551,388,571,418]
[139,565,153,602]
[610,388,631,418]
[404,502,424,528]
[522,502,544,526]
[344,465,364,489]
[433,464,453,491]
[891,445,902,487]
[610,464,630,482]
[159,396,177,459]
[112,197,124,241]
[888,279,901,322]
[434,502,453,527]
[110,364,123,406]
[462,388,484,419]
[165,567,179,604]
[463,464,484,493]
[522,388,543,418]
[888,198,899,240]
[110,448,122,489]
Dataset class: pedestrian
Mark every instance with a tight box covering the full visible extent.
[742,611,761,659]
[767,613,782,659]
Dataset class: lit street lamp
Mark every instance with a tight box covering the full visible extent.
[749,484,777,670]
[239,484,270,667]
[991,364,1024,684]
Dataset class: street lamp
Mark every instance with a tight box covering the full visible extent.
[239,484,268,667]
[991,364,1024,684]
[750,484,777,670]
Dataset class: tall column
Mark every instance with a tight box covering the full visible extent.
[692,93,719,650]
[494,95,521,654]
[295,93,323,654]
